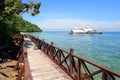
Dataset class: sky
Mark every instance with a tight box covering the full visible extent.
[22,0,120,31]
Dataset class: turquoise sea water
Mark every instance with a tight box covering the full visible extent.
[30,31,120,73]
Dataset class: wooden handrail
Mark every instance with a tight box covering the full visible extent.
[14,34,33,80]
[73,55,120,77]
[24,47,33,80]
[28,35,120,80]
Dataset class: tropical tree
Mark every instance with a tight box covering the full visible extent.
[0,0,41,46]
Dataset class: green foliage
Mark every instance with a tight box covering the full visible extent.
[3,0,41,16]
[0,0,42,61]
[15,16,42,32]
[0,0,41,46]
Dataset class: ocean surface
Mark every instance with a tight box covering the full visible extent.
[30,31,120,73]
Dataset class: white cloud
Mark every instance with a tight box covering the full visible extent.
[38,18,120,31]
[115,21,120,25]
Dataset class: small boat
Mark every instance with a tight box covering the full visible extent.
[69,28,102,34]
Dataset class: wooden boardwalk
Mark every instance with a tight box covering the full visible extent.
[24,38,73,80]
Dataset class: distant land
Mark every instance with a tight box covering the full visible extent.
[16,16,42,32]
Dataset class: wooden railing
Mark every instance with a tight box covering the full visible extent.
[14,34,32,80]
[12,33,24,46]
[29,35,120,80]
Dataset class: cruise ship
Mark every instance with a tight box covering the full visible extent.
[69,28,102,34]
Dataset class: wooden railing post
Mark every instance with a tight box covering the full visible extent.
[50,42,53,58]
[42,39,44,50]
[51,42,53,45]
[36,37,39,46]
[70,48,74,75]
[38,40,41,49]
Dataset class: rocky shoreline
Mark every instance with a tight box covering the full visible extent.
[0,60,17,80]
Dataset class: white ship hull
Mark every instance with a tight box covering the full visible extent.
[69,28,102,34]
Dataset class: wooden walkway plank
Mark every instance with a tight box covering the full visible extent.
[24,38,73,80]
